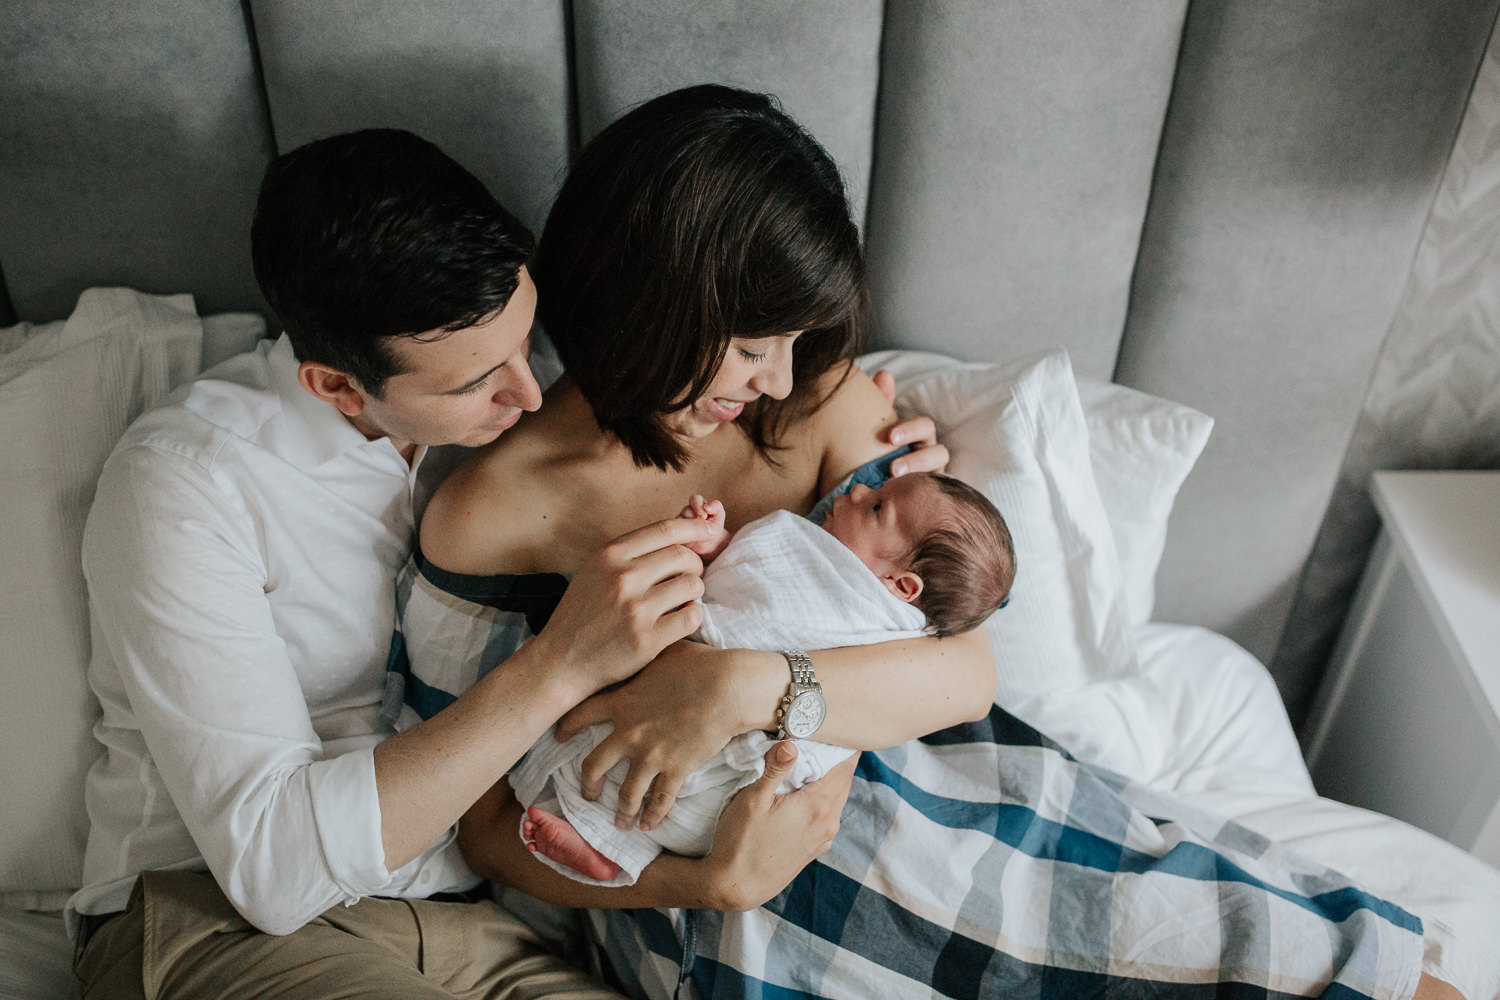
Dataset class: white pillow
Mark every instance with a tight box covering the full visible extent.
[870,349,1137,704]
[860,349,1212,628]
[1076,381,1212,625]
[0,288,202,906]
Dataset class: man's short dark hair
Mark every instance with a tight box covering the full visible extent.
[534,84,865,472]
[251,128,534,395]
[909,475,1016,638]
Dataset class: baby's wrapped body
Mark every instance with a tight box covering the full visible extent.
[508,509,928,886]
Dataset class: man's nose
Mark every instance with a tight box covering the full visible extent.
[501,363,543,412]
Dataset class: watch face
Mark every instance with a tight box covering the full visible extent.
[786,691,826,738]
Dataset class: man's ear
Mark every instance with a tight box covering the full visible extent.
[297,361,368,418]
[883,570,923,604]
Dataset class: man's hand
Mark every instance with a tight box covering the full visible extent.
[699,743,855,911]
[533,516,715,696]
[871,369,949,476]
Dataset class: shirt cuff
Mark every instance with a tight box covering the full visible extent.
[307,748,391,899]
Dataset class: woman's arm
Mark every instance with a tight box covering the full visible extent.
[558,630,995,831]
[460,744,855,911]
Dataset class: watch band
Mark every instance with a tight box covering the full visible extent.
[774,649,821,739]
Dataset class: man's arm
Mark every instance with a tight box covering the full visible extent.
[87,445,715,933]
[85,448,388,934]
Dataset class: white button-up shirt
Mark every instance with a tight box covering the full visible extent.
[68,335,476,936]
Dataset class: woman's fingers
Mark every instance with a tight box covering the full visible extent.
[755,740,799,794]
[890,442,950,476]
[886,413,935,447]
[884,413,949,475]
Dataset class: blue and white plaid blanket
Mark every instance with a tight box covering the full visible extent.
[581,709,1423,999]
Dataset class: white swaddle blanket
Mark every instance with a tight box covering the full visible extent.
[509,509,929,886]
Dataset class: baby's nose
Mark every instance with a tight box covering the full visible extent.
[849,483,871,501]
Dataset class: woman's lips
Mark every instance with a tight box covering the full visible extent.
[705,397,747,422]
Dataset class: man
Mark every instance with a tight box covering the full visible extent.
[68,129,854,998]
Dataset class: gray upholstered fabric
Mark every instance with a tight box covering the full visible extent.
[0,0,272,321]
[1118,0,1498,670]
[1278,37,1500,727]
[249,0,571,235]
[865,0,1186,381]
[571,0,882,223]
[4,2,1500,720]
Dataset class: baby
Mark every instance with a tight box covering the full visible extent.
[510,471,1016,884]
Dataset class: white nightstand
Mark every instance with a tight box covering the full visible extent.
[1303,470,1500,867]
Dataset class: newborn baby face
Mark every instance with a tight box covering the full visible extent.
[822,474,946,582]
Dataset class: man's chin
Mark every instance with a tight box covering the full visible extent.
[464,419,521,447]
[462,428,506,448]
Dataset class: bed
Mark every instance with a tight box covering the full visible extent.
[3,3,1500,998]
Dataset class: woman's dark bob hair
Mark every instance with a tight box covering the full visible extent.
[534,84,866,471]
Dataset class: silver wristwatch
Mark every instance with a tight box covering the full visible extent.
[774,649,826,740]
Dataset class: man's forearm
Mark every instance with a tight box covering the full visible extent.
[373,635,590,872]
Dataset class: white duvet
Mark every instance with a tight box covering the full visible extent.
[1021,622,1500,999]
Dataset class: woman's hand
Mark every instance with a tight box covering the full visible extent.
[871,369,949,476]
[698,742,855,910]
[556,642,780,831]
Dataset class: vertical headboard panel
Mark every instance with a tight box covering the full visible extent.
[863,0,1187,381]
[248,0,571,236]
[0,0,273,320]
[570,0,883,226]
[1117,0,1498,669]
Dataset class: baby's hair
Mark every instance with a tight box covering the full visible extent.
[907,474,1015,638]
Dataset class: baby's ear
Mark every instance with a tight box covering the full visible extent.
[883,571,923,604]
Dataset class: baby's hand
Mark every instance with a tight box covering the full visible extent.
[679,495,729,561]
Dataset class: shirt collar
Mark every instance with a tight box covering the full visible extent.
[266,335,413,471]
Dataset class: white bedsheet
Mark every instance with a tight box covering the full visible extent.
[1014,622,1500,999]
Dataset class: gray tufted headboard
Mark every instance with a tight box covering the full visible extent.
[3,1,1497,723]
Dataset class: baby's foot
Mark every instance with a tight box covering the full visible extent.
[522,806,622,882]
[679,495,729,560]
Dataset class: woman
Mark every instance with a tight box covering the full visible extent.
[402,86,1449,999]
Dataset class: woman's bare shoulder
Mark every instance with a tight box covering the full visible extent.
[420,424,567,575]
[805,362,900,491]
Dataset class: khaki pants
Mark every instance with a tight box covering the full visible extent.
[71,870,624,999]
